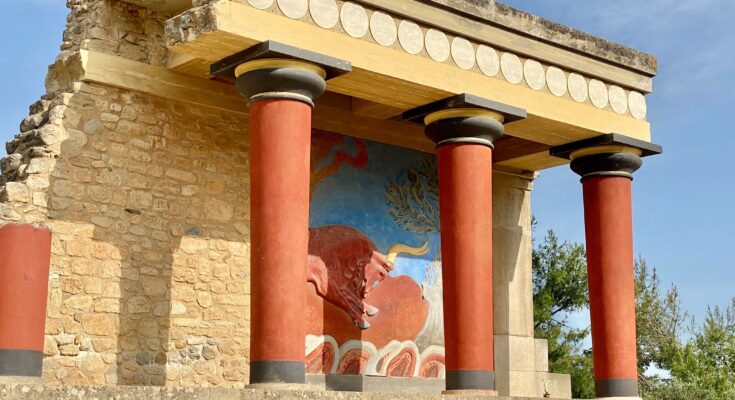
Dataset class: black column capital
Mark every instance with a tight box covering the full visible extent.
[402,93,526,148]
[211,40,351,107]
[570,151,642,180]
[550,133,662,180]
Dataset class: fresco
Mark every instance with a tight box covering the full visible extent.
[305,129,445,378]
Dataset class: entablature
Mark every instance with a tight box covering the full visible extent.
[115,0,658,172]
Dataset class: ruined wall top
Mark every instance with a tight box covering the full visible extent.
[122,0,192,13]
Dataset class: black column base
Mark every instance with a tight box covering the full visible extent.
[595,378,639,398]
[0,349,42,377]
[250,360,305,384]
[446,370,495,391]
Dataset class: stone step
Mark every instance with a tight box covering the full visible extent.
[0,384,574,400]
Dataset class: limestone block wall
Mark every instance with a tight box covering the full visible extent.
[2,81,251,386]
[0,0,252,387]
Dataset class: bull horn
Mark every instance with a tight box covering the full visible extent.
[386,240,430,263]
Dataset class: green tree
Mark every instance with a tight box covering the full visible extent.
[532,228,594,398]
[533,227,735,399]
[664,300,735,400]
[634,258,687,395]
[533,231,687,398]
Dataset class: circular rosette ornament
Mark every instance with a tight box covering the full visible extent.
[337,340,378,375]
[367,340,420,377]
[418,345,446,378]
[305,334,339,374]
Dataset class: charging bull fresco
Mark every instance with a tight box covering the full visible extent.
[306,129,445,378]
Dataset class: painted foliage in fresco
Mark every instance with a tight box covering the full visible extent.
[305,129,445,378]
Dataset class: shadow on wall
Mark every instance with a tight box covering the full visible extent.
[41,83,250,386]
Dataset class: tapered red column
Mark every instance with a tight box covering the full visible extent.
[240,64,322,385]
[0,224,52,379]
[572,150,643,399]
[405,94,526,394]
[552,134,661,400]
[582,174,638,398]
[218,41,351,385]
[247,95,315,384]
[438,140,497,393]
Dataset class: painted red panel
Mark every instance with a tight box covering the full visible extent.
[0,224,52,351]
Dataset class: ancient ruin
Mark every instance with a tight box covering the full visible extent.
[0,1,660,399]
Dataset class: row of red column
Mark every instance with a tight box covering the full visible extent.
[230,40,653,399]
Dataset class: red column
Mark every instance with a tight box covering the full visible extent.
[414,102,518,394]
[552,135,659,398]
[218,42,350,385]
[438,143,496,392]
[248,97,313,384]
[0,224,52,378]
[582,176,639,398]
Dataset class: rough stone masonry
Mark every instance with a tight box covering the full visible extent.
[1,0,252,387]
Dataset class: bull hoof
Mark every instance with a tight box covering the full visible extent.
[356,320,371,330]
[365,305,379,317]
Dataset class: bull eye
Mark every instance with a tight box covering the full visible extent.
[372,280,380,289]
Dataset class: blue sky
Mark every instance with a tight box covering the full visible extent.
[501,0,735,326]
[1,2,733,324]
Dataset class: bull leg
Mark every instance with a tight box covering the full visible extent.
[335,286,371,330]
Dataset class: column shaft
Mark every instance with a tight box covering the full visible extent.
[249,98,312,384]
[438,143,495,390]
[551,134,661,399]
[211,41,349,387]
[0,224,52,378]
[582,176,639,398]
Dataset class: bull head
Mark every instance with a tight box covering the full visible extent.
[362,240,430,302]
[355,239,431,327]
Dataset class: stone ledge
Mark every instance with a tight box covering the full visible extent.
[0,384,570,400]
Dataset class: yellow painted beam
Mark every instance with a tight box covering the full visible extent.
[78,50,563,171]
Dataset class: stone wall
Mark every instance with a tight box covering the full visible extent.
[1,0,252,387]
[4,80,252,386]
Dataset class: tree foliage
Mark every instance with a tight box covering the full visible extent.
[533,226,735,400]
[384,156,440,233]
[658,300,735,400]
[634,257,687,395]
[532,228,594,399]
